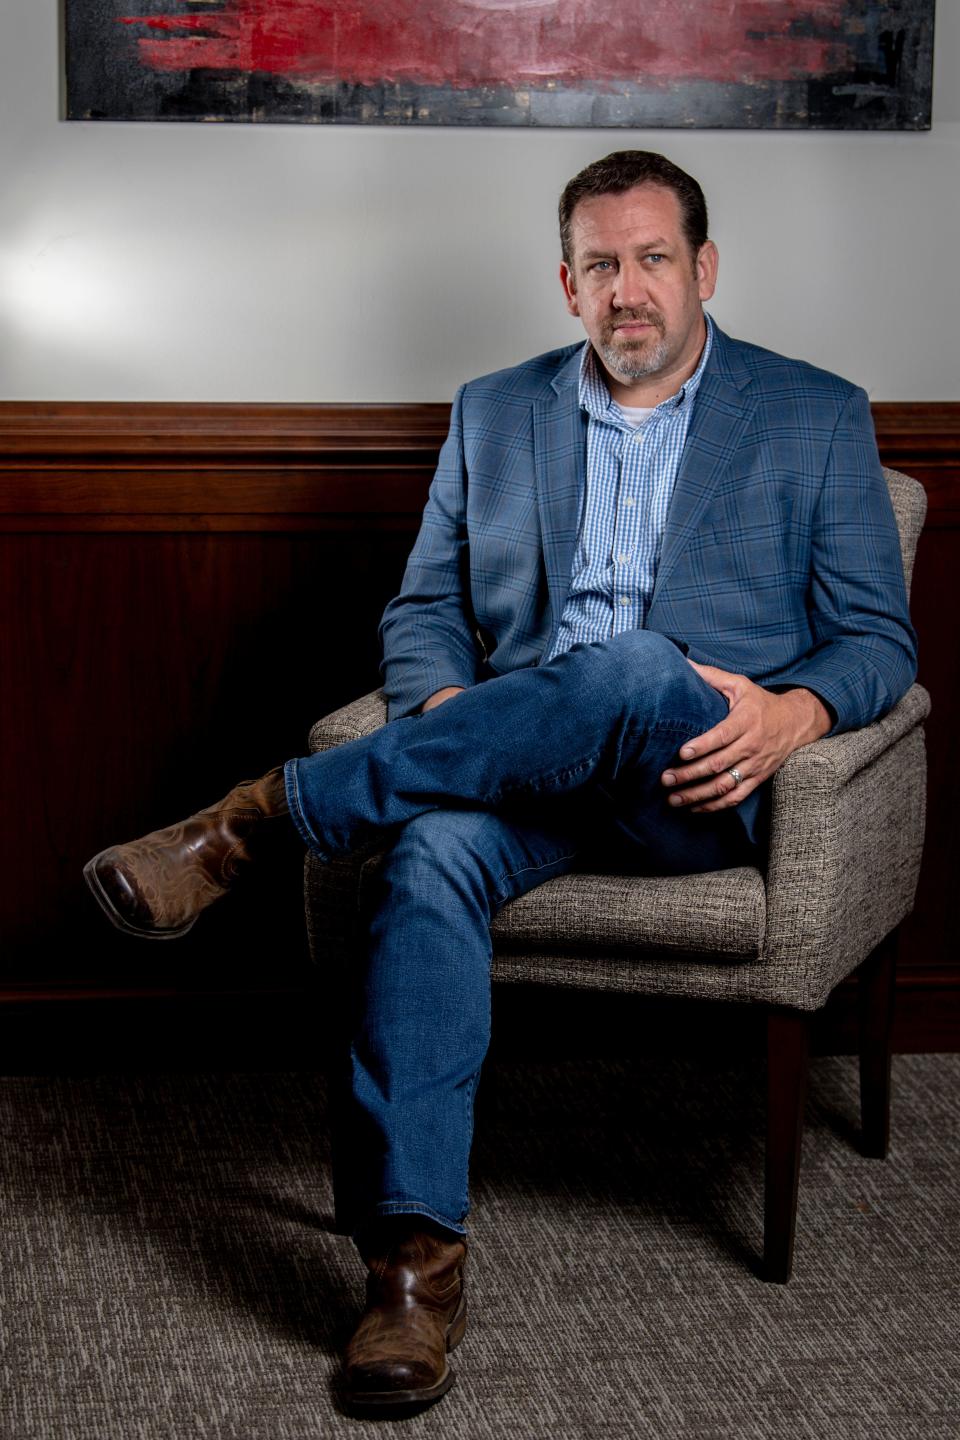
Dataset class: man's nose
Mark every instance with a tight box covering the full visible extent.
[612,262,650,310]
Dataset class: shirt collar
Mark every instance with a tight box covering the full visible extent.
[578,312,714,425]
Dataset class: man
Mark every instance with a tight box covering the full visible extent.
[84,151,916,1415]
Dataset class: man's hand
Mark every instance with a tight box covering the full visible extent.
[420,686,466,713]
[660,662,832,813]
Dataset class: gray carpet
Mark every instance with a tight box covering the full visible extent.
[0,1054,957,1439]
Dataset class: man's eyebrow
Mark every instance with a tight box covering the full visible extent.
[579,238,672,260]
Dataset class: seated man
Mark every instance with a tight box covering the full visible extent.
[84,150,916,1415]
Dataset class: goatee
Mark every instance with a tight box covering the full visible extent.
[597,311,669,382]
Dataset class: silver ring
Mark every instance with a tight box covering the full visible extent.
[727,767,744,787]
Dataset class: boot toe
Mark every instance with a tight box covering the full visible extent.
[84,850,196,939]
[343,1360,454,1413]
[348,1357,437,1393]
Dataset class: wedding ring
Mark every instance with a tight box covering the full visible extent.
[727,767,744,787]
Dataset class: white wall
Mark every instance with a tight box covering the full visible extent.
[1,3,957,402]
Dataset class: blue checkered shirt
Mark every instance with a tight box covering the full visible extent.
[546,315,714,661]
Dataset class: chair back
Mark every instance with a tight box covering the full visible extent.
[883,468,927,600]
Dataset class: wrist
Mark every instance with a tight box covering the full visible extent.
[781,687,832,745]
[421,686,466,713]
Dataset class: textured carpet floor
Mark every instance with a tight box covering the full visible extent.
[0,1054,956,1439]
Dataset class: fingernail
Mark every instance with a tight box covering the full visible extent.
[668,795,683,806]
[662,771,676,787]
[680,746,695,758]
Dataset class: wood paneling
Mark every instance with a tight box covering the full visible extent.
[1,400,958,1053]
[870,407,960,1005]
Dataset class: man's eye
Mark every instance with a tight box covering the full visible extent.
[645,254,665,264]
[589,261,614,272]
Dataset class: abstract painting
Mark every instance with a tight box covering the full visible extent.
[65,0,935,128]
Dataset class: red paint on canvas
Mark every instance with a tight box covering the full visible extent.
[119,0,850,87]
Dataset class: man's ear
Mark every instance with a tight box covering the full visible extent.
[560,262,580,317]
[696,240,719,303]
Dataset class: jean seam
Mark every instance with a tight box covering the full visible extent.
[459,1069,481,1218]
[497,849,577,892]
[628,717,721,740]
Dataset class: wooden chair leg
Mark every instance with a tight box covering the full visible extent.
[858,931,898,1160]
[765,1008,810,1284]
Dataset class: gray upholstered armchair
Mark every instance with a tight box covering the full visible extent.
[303,469,929,1284]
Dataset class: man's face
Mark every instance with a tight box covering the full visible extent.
[560,183,718,394]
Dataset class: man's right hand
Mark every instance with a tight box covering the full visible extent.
[420,687,466,713]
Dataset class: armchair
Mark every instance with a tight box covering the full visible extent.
[303,469,929,1283]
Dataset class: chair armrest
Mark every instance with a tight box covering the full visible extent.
[763,684,930,1007]
[308,689,389,754]
[773,683,931,792]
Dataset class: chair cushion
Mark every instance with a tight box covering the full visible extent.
[490,866,766,959]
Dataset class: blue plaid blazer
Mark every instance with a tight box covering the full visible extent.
[380,324,917,732]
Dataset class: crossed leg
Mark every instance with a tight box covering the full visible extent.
[285,630,762,862]
[306,632,762,1239]
[83,629,762,1414]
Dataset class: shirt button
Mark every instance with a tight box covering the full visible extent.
[617,552,628,564]
[619,596,630,607]
[623,497,635,508]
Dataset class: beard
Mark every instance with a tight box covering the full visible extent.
[596,309,670,382]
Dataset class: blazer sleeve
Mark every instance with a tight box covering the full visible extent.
[771,386,918,734]
[379,385,483,719]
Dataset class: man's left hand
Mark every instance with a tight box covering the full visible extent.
[660,662,832,813]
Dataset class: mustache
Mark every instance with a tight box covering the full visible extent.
[606,309,666,334]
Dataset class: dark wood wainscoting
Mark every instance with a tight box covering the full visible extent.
[1,400,957,1059]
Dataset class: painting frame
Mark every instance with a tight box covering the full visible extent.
[64,0,936,129]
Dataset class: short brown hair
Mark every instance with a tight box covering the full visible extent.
[559,150,709,268]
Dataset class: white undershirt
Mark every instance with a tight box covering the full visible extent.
[615,404,656,429]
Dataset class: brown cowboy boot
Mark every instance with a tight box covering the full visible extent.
[342,1220,468,1414]
[83,765,290,940]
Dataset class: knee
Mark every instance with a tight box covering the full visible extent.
[577,631,693,713]
[606,630,686,668]
[378,810,495,901]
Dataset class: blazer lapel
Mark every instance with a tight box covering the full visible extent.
[649,329,757,609]
[533,351,587,634]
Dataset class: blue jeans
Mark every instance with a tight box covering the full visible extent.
[284,631,763,1238]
